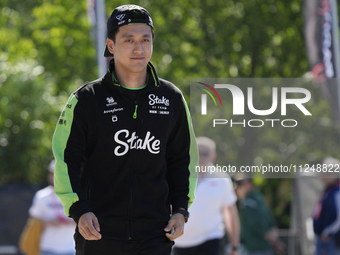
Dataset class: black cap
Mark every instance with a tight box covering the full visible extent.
[104,5,153,57]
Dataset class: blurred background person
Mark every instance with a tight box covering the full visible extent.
[234,177,285,255]
[28,160,76,255]
[313,157,340,255]
[173,136,240,255]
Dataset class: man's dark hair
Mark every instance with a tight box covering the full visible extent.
[234,178,253,187]
[107,9,154,43]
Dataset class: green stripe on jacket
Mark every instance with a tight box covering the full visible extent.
[52,94,80,216]
[182,96,198,208]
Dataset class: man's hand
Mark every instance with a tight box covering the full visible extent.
[321,233,330,242]
[265,227,286,255]
[164,213,185,241]
[78,212,102,240]
[273,239,286,255]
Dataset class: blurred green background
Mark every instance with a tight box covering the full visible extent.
[1,0,338,233]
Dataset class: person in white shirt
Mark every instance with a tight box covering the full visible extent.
[29,160,76,255]
[173,137,240,255]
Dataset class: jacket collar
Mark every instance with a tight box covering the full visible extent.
[104,59,160,91]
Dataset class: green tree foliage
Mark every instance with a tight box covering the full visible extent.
[0,0,97,184]
[0,55,69,184]
[0,0,97,92]
[1,0,338,229]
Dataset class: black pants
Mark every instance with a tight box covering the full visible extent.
[172,239,220,255]
[74,232,174,255]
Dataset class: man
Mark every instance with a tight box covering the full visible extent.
[28,160,76,255]
[173,137,240,255]
[313,157,340,255]
[235,177,285,255]
[52,5,198,255]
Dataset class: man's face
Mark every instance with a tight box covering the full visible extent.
[235,181,250,200]
[323,177,338,187]
[108,24,153,75]
[198,144,214,167]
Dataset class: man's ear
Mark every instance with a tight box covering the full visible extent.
[106,38,115,55]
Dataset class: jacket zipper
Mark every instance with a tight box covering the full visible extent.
[133,104,138,119]
[128,179,133,240]
[128,99,140,240]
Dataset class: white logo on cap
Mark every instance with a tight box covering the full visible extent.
[116,14,126,21]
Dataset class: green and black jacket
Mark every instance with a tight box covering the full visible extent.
[52,60,198,240]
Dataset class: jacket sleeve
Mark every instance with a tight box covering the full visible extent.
[165,94,198,211]
[52,94,91,223]
[321,190,340,236]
